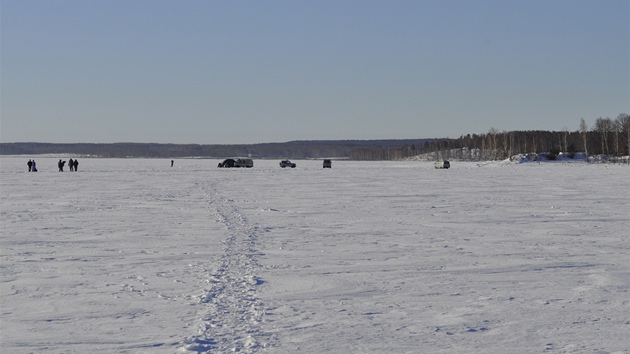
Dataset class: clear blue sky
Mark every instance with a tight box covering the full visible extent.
[1,0,628,144]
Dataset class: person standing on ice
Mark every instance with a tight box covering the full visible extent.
[58,159,66,172]
[171,159,174,167]
[31,160,37,172]
[69,158,74,171]
[27,160,32,172]
[73,159,79,171]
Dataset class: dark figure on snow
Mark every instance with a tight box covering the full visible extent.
[69,158,74,171]
[58,159,66,172]
[32,160,37,172]
[27,160,33,172]
[73,159,79,172]
[171,160,174,167]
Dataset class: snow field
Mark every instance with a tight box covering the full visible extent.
[1,158,628,353]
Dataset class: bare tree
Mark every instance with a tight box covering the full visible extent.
[501,130,512,159]
[594,117,613,155]
[532,135,538,153]
[488,128,499,160]
[579,118,589,158]
[612,119,621,157]
[616,113,630,157]
[562,127,569,153]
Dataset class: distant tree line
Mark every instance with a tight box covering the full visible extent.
[2,115,628,161]
[350,114,630,161]
[0,139,434,159]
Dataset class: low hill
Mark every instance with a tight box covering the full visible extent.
[0,139,437,159]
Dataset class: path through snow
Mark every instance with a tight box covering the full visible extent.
[182,178,272,352]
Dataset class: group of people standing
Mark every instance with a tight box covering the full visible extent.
[27,159,37,172]
[26,159,79,172]
[58,159,79,172]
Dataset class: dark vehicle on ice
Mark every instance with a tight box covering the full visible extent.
[323,159,332,168]
[279,160,296,168]
[218,158,254,168]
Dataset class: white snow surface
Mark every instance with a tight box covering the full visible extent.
[1,157,629,354]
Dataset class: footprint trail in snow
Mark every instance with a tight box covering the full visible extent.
[181,181,273,353]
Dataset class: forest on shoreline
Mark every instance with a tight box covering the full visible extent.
[354,115,630,161]
[2,115,628,161]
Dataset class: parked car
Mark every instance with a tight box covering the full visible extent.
[279,160,296,168]
[218,158,253,168]
[434,160,450,169]
[218,159,236,168]
[323,159,332,168]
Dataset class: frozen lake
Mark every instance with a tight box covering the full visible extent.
[1,157,628,353]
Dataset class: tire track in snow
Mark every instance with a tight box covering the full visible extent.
[181,180,273,353]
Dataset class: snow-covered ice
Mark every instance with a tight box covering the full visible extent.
[1,157,628,353]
